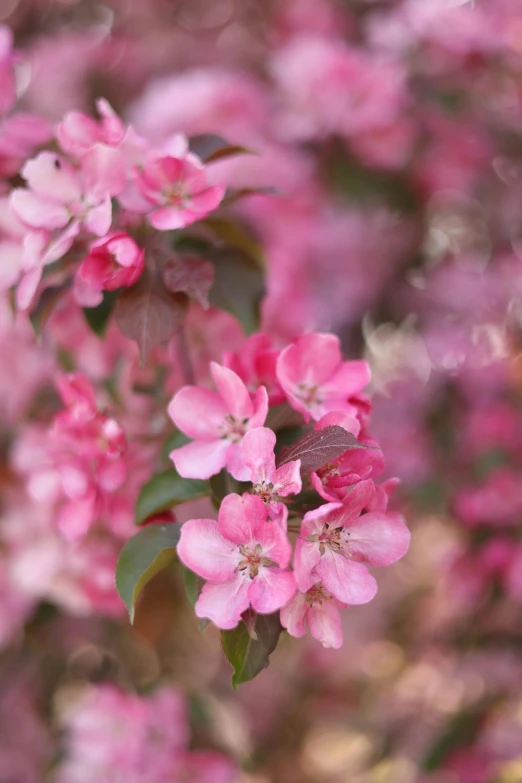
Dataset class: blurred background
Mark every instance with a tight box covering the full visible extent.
[2,1,522,781]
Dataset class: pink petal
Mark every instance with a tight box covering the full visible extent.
[280,591,309,638]
[0,239,22,289]
[195,574,251,629]
[16,268,42,310]
[168,386,229,439]
[187,184,225,215]
[218,493,266,545]
[249,385,269,428]
[267,501,288,530]
[254,515,293,568]
[277,333,342,388]
[344,511,410,566]
[339,479,376,518]
[316,550,377,605]
[249,569,296,614]
[57,111,101,155]
[300,501,343,538]
[83,144,127,198]
[294,538,322,592]
[321,359,371,399]
[210,362,254,420]
[73,269,103,307]
[310,470,340,503]
[148,206,187,231]
[170,439,230,480]
[273,459,302,497]
[308,599,343,649]
[177,519,239,581]
[22,152,82,202]
[225,441,251,482]
[241,427,277,484]
[41,220,81,266]
[83,196,112,236]
[11,189,69,229]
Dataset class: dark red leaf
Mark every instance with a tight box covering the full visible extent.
[188,134,252,164]
[115,268,188,361]
[162,256,214,309]
[277,424,369,473]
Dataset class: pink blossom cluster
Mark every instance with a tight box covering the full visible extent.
[172,332,410,648]
[53,683,235,783]
[0,28,226,312]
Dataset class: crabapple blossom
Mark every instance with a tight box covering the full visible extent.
[276,332,371,422]
[57,98,126,158]
[129,149,225,230]
[73,232,145,307]
[168,362,268,480]
[241,426,301,527]
[177,493,296,629]
[294,480,410,604]
[0,26,16,116]
[280,581,346,649]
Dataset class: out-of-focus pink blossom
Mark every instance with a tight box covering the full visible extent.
[177,492,296,629]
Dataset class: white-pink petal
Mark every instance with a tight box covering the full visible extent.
[168,386,228,440]
[195,574,251,629]
[249,569,296,615]
[177,519,239,581]
[316,550,377,605]
[344,511,410,567]
[170,439,230,480]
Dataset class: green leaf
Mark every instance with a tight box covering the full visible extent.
[189,134,253,164]
[181,565,204,607]
[116,523,181,622]
[136,469,210,525]
[83,289,119,336]
[221,610,282,688]
[161,429,191,464]
[208,249,265,335]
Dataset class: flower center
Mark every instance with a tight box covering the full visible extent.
[236,543,275,579]
[306,583,333,606]
[296,382,321,406]
[252,480,276,504]
[308,523,352,557]
[221,414,248,442]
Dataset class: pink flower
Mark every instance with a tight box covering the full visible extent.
[132,150,225,230]
[223,333,285,405]
[280,581,346,649]
[310,412,385,502]
[241,426,301,527]
[294,480,410,604]
[57,98,126,157]
[276,332,371,422]
[74,232,145,307]
[11,152,112,234]
[177,493,296,629]
[168,362,268,480]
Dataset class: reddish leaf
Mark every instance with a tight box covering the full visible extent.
[189,134,252,163]
[277,425,368,473]
[162,256,214,309]
[115,268,188,361]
